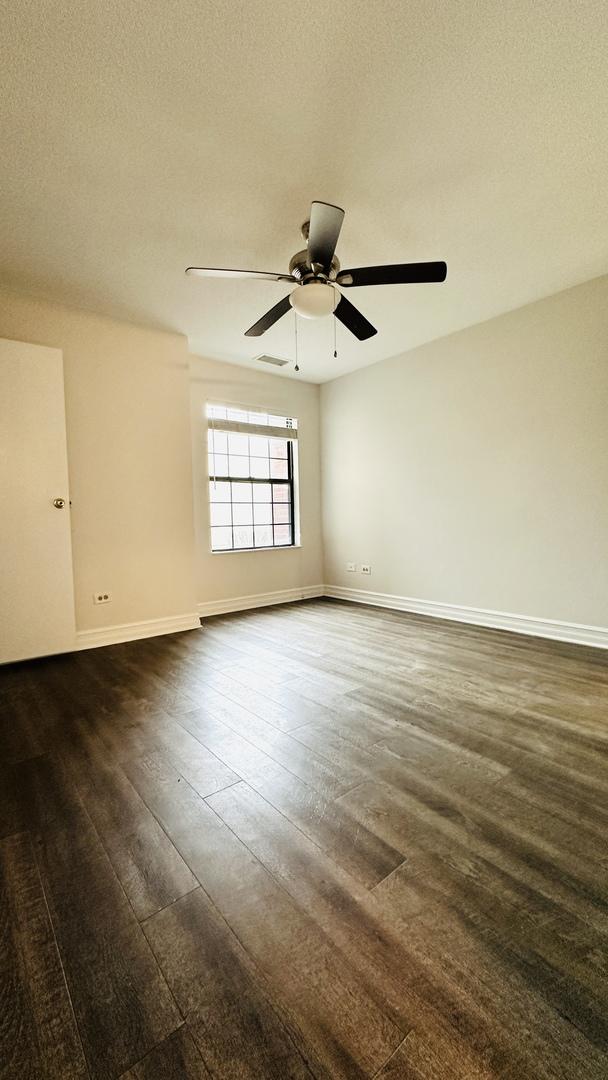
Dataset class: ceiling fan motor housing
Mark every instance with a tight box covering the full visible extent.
[289,247,341,282]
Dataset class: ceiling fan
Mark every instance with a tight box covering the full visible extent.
[186,201,447,341]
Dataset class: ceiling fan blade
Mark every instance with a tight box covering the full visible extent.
[186,266,295,283]
[244,294,293,337]
[307,201,345,270]
[337,261,447,287]
[334,294,377,340]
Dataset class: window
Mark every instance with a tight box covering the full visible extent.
[207,404,298,551]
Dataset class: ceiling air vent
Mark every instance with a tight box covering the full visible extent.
[254,354,289,367]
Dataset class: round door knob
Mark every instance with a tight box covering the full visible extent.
[52,497,66,509]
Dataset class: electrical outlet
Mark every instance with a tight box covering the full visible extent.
[359,564,371,575]
[93,591,112,604]
[346,562,357,572]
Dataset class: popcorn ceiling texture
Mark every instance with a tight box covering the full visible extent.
[1,1,607,382]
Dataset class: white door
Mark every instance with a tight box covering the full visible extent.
[0,338,76,662]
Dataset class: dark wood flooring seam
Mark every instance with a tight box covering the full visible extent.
[200,782,410,1052]
[147,766,334,937]
[203,775,379,892]
[85,750,227,923]
[140,883,323,1079]
[29,830,93,1079]
[172,710,350,798]
[116,1021,188,1078]
[369,858,409,894]
[117,764,328,1055]
[370,1031,413,1079]
[75,786,187,1031]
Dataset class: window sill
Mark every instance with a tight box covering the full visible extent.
[210,544,302,555]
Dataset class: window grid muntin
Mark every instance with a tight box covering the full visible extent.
[209,436,295,552]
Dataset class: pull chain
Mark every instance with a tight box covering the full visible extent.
[333,310,337,359]
[294,311,300,373]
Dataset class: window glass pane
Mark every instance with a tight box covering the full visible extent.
[208,430,228,453]
[209,481,231,502]
[269,438,288,458]
[253,503,272,525]
[272,503,290,524]
[249,434,269,457]
[231,481,252,502]
[233,525,253,549]
[273,524,292,545]
[208,452,228,476]
[228,432,249,456]
[253,483,271,503]
[254,525,273,547]
[251,456,270,478]
[211,526,232,550]
[233,503,253,526]
[229,455,249,478]
[210,503,232,527]
[270,457,288,479]
[208,406,297,554]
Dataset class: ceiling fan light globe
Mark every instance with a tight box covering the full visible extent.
[289,282,337,319]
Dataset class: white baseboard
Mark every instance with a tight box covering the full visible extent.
[323,585,608,650]
[198,584,324,618]
[73,589,608,651]
[76,612,201,650]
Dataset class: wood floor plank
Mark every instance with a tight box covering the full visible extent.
[72,746,198,921]
[174,714,398,888]
[145,715,241,798]
[178,692,361,797]
[17,755,182,1080]
[188,667,317,731]
[143,888,316,1078]
[176,709,292,786]
[206,781,500,1077]
[1,599,607,1078]
[373,1030,499,1080]
[0,765,22,841]
[0,831,88,1080]
[294,720,608,929]
[243,762,406,888]
[118,1026,210,1079]
[372,871,607,1080]
[124,753,404,1078]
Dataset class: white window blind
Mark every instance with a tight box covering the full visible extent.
[207,403,298,440]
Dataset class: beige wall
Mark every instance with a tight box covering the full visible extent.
[321,275,608,628]
[3,272,606,644]
[190,355,323,606]
[0,289,197,632]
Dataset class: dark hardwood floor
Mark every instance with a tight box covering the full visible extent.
[1,598,607,1079]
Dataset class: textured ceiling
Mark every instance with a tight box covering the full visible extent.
[1,1,607,382]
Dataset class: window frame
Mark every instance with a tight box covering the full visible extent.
[207,426,298,554]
